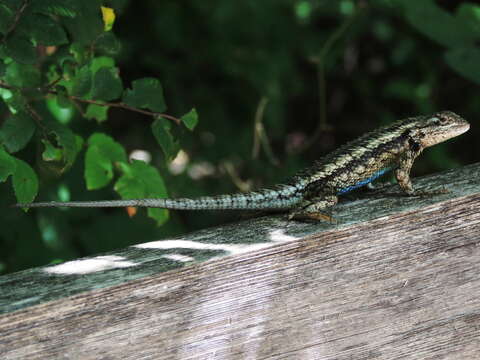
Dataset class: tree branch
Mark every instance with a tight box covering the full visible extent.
[1,0,29,43]
[0,81,182,125]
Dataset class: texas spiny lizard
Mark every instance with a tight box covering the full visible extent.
[15,111,470,220]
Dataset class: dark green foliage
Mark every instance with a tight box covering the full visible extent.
[445,48,480,86]
[12,157,38,203]
[0,0,478,274]
[43,116,82,169]
[0,112,35,152]
[151,117,180,162]
[123,78,167,113]
[181,108,199,131]
[0,147,16,182]
[91,67,123,101]
[85,133,127,190]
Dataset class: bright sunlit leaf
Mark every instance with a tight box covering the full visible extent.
[101,6,115,31]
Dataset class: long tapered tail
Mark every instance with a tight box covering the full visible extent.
[14,185,304,211]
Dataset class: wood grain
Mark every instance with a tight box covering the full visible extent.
[1,163,480,359]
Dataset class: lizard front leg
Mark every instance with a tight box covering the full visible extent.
[395,149,447,196]
[289,194,338,222]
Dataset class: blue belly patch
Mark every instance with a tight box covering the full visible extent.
[337,168,391,195]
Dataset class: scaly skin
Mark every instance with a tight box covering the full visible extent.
[15,111,470,220]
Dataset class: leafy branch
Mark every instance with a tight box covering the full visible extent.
[64,95,182,125]
[0,81,183,125]
[0,1,199,227]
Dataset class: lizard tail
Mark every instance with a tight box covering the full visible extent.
[13,185,304,211]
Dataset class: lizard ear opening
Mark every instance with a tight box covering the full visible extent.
[408,137,421,153]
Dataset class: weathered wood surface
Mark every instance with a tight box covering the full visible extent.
[1,163,480,359]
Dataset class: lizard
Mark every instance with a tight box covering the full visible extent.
[14,111,470,221]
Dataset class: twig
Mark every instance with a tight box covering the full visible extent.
[24,100,49,137]
[296,10,358,153]
[252,96,269,158]
[69,97,86,117]
[0,81,183,125]
[64,93,182,125]
[251,96,279,166]
[2,0,29,42]
[222,161,252,192]
[45,77,63,90]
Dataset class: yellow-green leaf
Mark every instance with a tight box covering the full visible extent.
[101,6,115,31]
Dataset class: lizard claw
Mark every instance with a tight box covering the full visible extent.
[288,210,337,223]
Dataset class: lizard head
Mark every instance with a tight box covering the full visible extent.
[413,111,470,148]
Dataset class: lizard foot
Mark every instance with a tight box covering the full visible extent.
[405,187,449,197]
[289,211,337,223]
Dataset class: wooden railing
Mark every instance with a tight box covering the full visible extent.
[1,163,480,359]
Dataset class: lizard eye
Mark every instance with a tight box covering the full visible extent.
[433,112,450,125]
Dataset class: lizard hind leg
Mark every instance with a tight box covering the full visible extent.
[288,195,338,223]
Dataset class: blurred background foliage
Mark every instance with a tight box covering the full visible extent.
[0,0,478,274]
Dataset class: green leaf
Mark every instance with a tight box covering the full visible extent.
[151,117,180,162]
[60,59,76,79]
[115,160,169,225]
[74,134,84,153]
[90,56,115,73]
[70,65,92,98]
[46,97,74,124]
[5,34,37,64]
[0,147,16,182]
[88,133,126,161]
[94,32,121,55]
[61,1,103,44]
[44,117,81,169]
[65,57,115,99]
[53,85,71,109]
[85,145,111,189]
[0,61,5,78]
[85,133,127,189]
[444,47,480,85]
[41,139,63,161]
[85,103,108,122]
[68,42,87,64]
[456,3,480,36]
[56,93,71,109]
[400,0,476,48]
[19,13,68,46]
[123,77,167,113]
[0,4,14,34]
[91,67,123,101]
[180,108,199,131]
[5,62,41,87]
[30,0,78,18]
[12,158,38,204]
[0,89,27,115]
[0,113,35,153]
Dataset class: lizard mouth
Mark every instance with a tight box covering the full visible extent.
[451,121,471,138]
[422,121,470,147]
